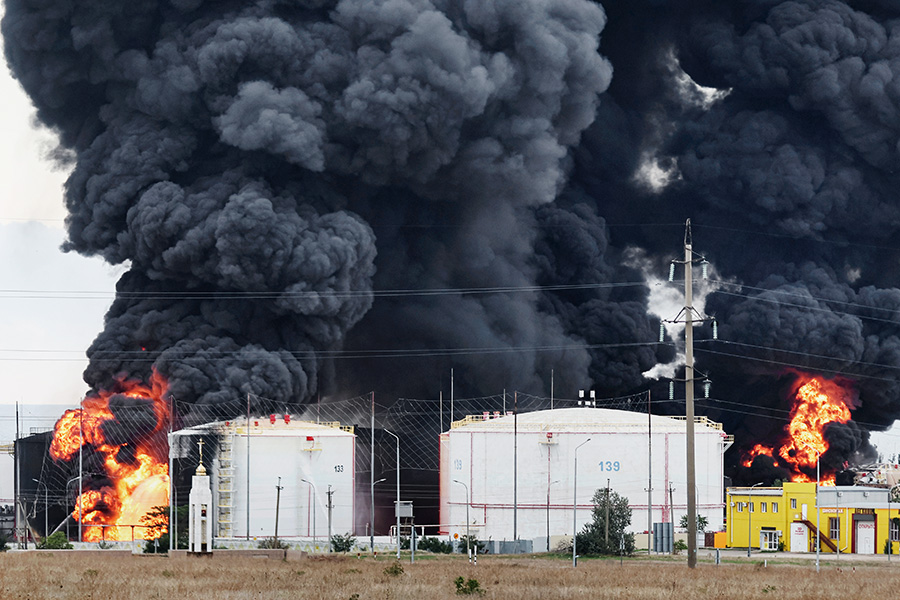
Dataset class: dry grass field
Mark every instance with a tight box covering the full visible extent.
[0,552,898,600]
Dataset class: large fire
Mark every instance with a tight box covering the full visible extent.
[50,371,170,541]
[741,376,853,485]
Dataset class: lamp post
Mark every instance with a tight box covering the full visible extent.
[371,477,386,552]
[747,482,763,558]
[453,479,470,558]
[32,479,47,539]
[573,438,591,567]
[301,478,316,550]
[385,430,401,560]
[547,480,560,552]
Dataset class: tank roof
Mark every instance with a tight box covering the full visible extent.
[449,407,726,435]
[178,416,355,436]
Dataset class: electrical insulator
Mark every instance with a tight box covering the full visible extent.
[712,320,718,340]
[701,261,709,280]
[704,380,711,399]
[659,322,665,342]
[668,381,674,400]
[668,262,675,282]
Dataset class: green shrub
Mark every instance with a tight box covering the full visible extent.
[0,533,8,552]
[331,532,356,553]
[417,536,453,554]
[673,539,688,554]
[457,534,485,554]
[37,531,73,550]
[454,577,484,596]
[383,561,404,577]
[258,537,289,549]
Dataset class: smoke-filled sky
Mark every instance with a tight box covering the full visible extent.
[5,0,900,475]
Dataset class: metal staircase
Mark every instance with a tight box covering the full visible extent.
[801,519,838,552]
[216,431,235,538]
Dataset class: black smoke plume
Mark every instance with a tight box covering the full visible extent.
[6,0,900,485]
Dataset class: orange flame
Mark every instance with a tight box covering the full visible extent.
[741,376,852,485]
[51,370,171,541]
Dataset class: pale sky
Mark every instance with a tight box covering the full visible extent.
[0,57,120,414]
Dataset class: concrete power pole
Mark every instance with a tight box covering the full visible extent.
[663,219,716,569]
[274,477,283,544]
[683,221,698,569]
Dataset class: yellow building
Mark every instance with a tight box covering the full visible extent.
[726,483,900,554]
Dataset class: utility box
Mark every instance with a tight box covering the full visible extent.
[395,501,413,518]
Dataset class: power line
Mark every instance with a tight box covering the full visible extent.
[0,280,645,301]
[0,340,671,362]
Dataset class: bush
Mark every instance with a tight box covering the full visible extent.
[457,534,485,554]
[331,532,356,553]
[0,533,8,552]
[417,536,453,554]
[258,537,289,550]
[454,577,484,596]
[37,531,73,550]
[383,562,404,577]
[673,539,688,554]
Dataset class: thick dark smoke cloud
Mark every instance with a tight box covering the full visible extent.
[2,0,616,415]
[8,0,900,484]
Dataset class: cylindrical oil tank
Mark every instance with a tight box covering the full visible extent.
[439,407,728,546]
[179,416,355,541]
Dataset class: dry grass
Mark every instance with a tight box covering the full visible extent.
[0,552,898,599]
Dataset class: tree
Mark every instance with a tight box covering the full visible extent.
[678,514,708,533]
[141,505,189,553]
[575,487,635,556]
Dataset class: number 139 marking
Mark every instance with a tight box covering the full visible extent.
[599,460,620,472]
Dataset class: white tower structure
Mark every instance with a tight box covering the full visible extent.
[189,439,213,553]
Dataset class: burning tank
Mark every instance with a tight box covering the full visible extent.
[48,371,170,542]
[740,375,858,486]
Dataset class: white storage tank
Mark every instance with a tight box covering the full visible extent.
[176,415,355,541]
[439,407,729,547]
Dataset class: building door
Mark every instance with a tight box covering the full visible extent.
[760,530,779,551]
[856,520,876,555]
[801,504,808,520]
[790,522,808,552]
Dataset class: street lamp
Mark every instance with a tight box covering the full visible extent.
[573,438,591,567]
[301,478,317,550]
[747,482,764,558]
[453,479,470,558]
[547,480,560,552]
[32,479,47,539]
[371,477,386,552]
[384,429,401,560]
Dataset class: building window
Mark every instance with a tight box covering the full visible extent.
[772,503,779,514]
[749,501,754,513]
[829,517,840,541]
[791,498,797,509]
[760,502,767,513]
[737,502,743,513]
[891,519,899,542]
